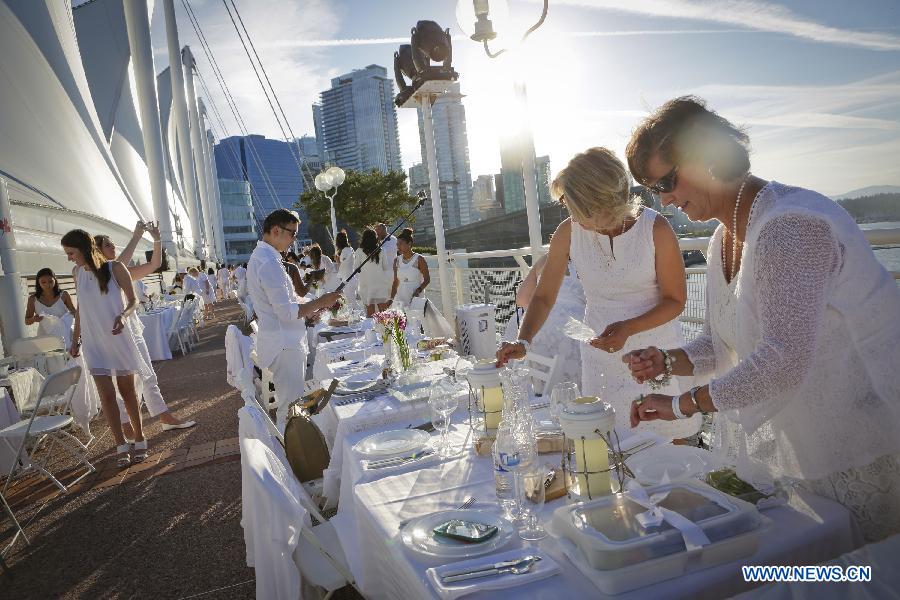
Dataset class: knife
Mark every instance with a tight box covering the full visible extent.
[440,555,541,580]
[365,449,433,469]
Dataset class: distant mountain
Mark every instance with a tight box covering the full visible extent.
[833,185,900,200]
[836,192,900,223]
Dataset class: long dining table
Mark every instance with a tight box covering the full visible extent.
[314,334,862,599]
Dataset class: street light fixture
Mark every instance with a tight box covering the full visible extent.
[315,165,345,251]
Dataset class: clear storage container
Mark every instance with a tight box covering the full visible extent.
[551,480,767,593]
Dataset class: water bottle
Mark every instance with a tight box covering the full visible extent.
[492,424,517,517]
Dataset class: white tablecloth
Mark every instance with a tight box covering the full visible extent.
[347,460,859,599]
[139,307,177,361]
[0,367,44,413]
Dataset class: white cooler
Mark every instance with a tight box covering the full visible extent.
[455,303,497,359]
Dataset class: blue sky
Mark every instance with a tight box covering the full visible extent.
[149,0,900,196]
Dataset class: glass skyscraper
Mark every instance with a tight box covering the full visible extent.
[218,179,258,264]
[313,65,402,173]
[416,82,475,228]
[214,134,318,239]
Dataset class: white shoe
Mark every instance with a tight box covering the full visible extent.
[161,420,197,431]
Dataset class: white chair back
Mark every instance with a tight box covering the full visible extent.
[11,336,64,358]
[525,350,562,398]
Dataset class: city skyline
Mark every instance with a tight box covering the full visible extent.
[147,1,900,198]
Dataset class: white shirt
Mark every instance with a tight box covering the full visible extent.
[217,268,229,283]
[247,240,309,369]
[183,274,202,294]
[381,235,398,268]
[234,265,247,281]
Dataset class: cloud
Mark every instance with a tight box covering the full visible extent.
[545,0,900,51]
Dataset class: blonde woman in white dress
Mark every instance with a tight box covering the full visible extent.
[63,229,151,468]
[25,267,77,348]
[497,147,700,440]
[390,228,430,308]
[625,97,900,542]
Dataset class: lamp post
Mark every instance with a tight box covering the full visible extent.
[456,0,549,259]
[314,165,345,251]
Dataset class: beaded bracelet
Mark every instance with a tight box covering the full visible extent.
[648,349,674,391]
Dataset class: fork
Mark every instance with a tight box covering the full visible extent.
[398,496,476,529]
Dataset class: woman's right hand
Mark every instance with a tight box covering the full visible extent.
[622,346,664,383]
[495,341,526,367]
[33,315,44,322]
[69,341,80,358]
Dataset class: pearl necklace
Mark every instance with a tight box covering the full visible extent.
[723,174,751,282]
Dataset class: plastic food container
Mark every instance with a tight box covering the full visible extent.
[551,480,766,593]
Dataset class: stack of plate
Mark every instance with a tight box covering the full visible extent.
[354,429,431,460]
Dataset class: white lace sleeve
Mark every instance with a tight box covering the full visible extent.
[709,214,840,411]
[681,293,716,376]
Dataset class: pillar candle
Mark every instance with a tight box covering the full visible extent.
[480,385,504,430]
[574,436,611,499]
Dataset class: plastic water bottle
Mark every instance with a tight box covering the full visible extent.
[492,426,517,517]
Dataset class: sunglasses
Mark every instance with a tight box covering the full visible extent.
[648,165,678,195]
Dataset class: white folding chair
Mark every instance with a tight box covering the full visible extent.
[525,350,562,399]
[10,336,68,375]
[0,366,94,496]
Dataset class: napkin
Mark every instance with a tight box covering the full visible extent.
[426,549,560,599]
[562,316,596,343]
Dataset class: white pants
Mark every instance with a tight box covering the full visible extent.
[117,330,168,423]
[269,348,307,431]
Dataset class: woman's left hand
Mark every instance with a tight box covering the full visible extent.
[590,321,632,353]
[630,393,676,427]
[112,314,125,335]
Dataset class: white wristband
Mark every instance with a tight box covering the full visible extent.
[671,395,687,419]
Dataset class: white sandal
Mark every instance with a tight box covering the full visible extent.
[132,440,150,464]
[116,444,132,469]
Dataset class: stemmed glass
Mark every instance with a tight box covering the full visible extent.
[518,464,548,540]
[429,378,458,457]
[549,382,580,428]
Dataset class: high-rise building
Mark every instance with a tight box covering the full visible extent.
[535,155,552,205]
[298,135,323,175]
[415,82,474,228]
[472,174,504,220]
[218,179,258,264]
[498,128,537,214]
[214,134,316,239]
[314,65,402,173]
[408,162,466,240]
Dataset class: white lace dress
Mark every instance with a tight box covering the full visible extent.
[569,208,701,439]
[682,181,900,542]
[503,263,587,390]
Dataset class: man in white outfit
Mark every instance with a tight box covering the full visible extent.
[247,210,342,429]
[375,223,398,269]
[216,264,230,299]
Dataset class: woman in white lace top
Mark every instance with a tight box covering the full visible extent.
[624,96,900,542]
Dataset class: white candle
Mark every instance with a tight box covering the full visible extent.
[574,436,611,498]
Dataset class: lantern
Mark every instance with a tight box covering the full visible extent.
[559,396,624,501]
[465,360,505,436]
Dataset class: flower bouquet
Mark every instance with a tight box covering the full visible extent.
[373,309,411,371]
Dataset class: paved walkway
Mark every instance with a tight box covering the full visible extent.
[1,301,255,599]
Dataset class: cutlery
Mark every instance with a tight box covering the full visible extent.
[398,496,476,529]
[334,388,384,406]
[440,555,542,580]
[441,556,540,583]
[531,401,550,411]
[543,469,556,489]
[407,422,436,433]
[365,449,433,469]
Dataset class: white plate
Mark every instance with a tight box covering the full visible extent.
[625,445,714,485]
[354,429,430,458]
[336,370,381,394]
[401,509,514,559]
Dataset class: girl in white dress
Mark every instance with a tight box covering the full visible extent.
[354,228,392,316]
[497,147,699,440]
[95,226,196,436]
[390,228,430,308]
[307,244,338,292]
[25,268,77,348]
[62,229,151,468]
[625,97,900,542]
[502,255,586,390]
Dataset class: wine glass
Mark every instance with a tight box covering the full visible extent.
[549,382,580,427]
[429,379,458,457]
[518,464,548,540]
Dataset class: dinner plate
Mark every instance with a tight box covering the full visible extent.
[625,445,714,485]
[400,509,514,559]
[354,429,431,458]
[335,370,382,394]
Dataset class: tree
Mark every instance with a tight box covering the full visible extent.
[297,169,419,233]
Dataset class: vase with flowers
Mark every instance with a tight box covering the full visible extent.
[373,309,411,372]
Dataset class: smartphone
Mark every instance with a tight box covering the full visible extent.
[432,519,498,543]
